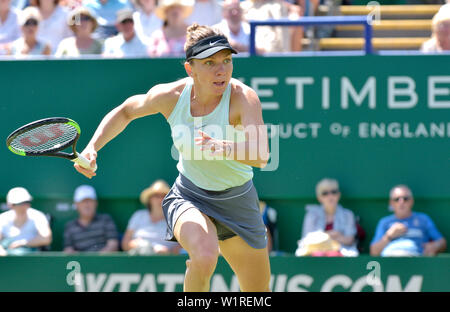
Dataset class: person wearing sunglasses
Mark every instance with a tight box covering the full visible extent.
[6,6,51,57]
[370,185,447,257]
[297,178,359,257]
[102,8,148,57]
[55,6,103,57]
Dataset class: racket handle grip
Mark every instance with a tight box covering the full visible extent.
[73,154,98,172]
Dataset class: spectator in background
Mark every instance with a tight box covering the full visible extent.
[185,0,221,26]
[148,0,192,57]
[33,0,72,53]
[6,6,52,56]
[132,0,162,46]
[0,187,52,256]
[83,0,132,39]
[55,6,102,56]
[296,178,359,257]
[122,180,181,254]
[421,3,450,53]
[370,185,447,257]
[259,201,279,254]
[103,8,148,57]
[0,0,21,45]
[240,0,303,53]
[213,0,250,52]
[63,185,119,253]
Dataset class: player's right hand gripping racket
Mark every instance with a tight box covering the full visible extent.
[6,117,97,171]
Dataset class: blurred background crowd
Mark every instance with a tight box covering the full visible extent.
[0,0,449,58]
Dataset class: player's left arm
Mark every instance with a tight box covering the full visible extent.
[194,82,270,168]
[235,85,270,168]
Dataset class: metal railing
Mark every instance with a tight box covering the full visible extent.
[248,15,374,55]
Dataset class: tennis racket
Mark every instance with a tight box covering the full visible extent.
[6,117,97,171]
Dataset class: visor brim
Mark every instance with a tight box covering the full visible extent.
[187,46,237,61]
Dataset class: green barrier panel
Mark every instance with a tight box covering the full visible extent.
[0,254,448,292]
[1,55,449,253]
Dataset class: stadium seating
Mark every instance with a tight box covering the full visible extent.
[314,4,441,51]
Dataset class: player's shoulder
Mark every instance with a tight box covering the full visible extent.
[230,78,259,102]
[148,77,190,103]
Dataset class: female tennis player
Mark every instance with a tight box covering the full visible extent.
[74,23,271,292]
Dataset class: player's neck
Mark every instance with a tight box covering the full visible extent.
[191,84,222,107]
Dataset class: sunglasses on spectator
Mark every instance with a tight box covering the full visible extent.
[321,189,339,196]
[79,15,92,22]
[391,196,411,202]
[121,18,134,24]
[24,19,38,27]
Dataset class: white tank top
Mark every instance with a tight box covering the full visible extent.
[167,78,253,191]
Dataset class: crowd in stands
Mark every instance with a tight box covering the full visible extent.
[2,0,448,58]
[0,0,306,57]
[0,177,447,257]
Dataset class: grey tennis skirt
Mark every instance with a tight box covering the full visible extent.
[162,173,267,249]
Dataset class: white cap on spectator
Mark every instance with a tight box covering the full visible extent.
[19,6,42,26]
[74,185,97,203]
[7,187,33,205]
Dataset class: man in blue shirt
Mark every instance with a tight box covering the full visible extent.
[370,185,446,257]
[83,0,133,39]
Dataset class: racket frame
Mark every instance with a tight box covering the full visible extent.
[6,117,96,170]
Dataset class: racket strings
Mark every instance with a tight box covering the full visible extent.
[10,123,78,153]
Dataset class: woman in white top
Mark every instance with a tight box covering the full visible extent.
[8,6,51,57]
[34,0,72,53]
[0,0,21,45]
[74,24,271,292]
[55,6,103,57]
[121,180,181,254]
[0,187,52,256]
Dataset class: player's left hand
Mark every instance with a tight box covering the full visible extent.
[194,130,231,158]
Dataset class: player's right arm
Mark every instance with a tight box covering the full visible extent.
[74,82,179,179]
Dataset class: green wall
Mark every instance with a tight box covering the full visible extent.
[0,254,449,292]
[1,55,449,252]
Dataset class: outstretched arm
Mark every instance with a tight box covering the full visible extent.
[74,84,170,178]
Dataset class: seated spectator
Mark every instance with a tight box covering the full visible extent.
[0,0,21,45]
[121,180,181,254]
[213,0,250,52]
[185,0,221,27]
[103,8,148,57]
[0,187,52,256]
[6,6,51,57]
[83,0,133,39]
[240,0,302,53]
[63,185,119,253]
[259,200,279,254]
[421,3,450,53]
[148,0,192,57]
[33,0,72,53]
[55,6,103,57]
[370,185,447,257]
[296,178,359,257]
[132,0,162,46]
